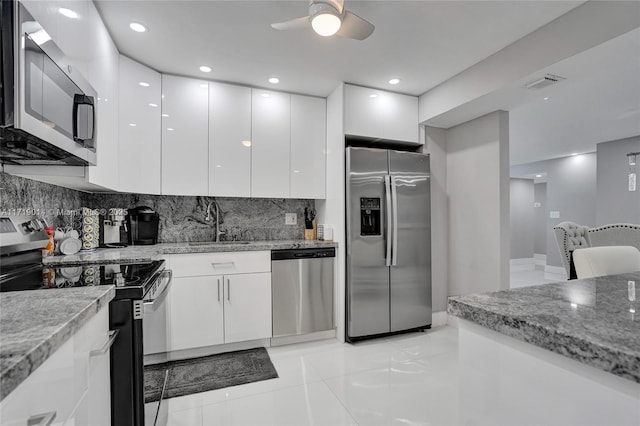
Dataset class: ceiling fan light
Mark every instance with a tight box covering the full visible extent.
[310,6,342,37]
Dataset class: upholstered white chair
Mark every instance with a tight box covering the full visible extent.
[588,223,640,252]
[573,246,640,279]
[553,222,591,280]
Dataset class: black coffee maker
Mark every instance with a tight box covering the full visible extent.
[127,206,159,245]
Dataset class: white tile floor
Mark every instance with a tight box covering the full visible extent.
[153,326,460,426]
[152,269,561,425]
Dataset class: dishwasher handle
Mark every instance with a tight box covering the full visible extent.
[271,247,336,260]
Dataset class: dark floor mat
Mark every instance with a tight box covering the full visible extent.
[144,347,279,402]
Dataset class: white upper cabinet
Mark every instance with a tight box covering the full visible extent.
[290,95,326,199]
[118,56,162,194]
[251,89,291,198]
[161,76,209,196]
[83,3,119,190]
[344,84,420,144]
[209,83,252,197]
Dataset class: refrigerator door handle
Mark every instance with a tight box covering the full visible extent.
[385,175,393,267]
[391,176,399,266]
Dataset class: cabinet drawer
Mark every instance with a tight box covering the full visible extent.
[166,251,270,277]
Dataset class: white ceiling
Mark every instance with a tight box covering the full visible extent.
[509,28,640,165]
[94,0,582,97]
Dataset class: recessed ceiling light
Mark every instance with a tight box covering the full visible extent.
[216,165,222,168]
[58,8,78,19]
[543,97,550,101]
[261,93,270,98]
[268,77,280,84]
[199,66,212,73]
[167,128,174,131]
[241,140,252,147]
[162,113,169,117]
[535,174,542,178]
[128,123,137,127]
[129,22,147,33]
[138,81,150,87]
[293,170,300,173]
[148,103,158,108]
[369,94,378,98]
[571,153,578,156]
[104,99,108,102]
[389,78,400,85]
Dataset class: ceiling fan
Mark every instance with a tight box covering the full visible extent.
[271,0,375,40]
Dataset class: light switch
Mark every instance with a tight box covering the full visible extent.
[549,211,560,219]
[629,173,636,192]
[285,213,297,225]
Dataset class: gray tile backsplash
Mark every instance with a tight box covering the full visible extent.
[0,172,314,242]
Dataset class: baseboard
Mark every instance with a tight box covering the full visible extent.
[446,313,459,328]
[432,311,448,327]
[534,254,547,266]
[510,258,535,271]
[270,329,336,347]
[545,265,566,276]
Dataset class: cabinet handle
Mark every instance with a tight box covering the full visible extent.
[226,278,230,301]
[27,411,56,426]
[90,330,119,356]
[212,261,234,268]
[217,278,221,302]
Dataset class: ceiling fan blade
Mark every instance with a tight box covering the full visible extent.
[271,16,310,31]
[336,10,375,40]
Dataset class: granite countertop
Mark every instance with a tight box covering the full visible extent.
[0,286,115,401]
[43,240,338,266]
[448,272,640,383]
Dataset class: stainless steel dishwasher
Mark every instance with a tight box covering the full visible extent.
[271,247,335,341]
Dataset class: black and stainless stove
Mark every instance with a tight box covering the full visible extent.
[0,215,171,426]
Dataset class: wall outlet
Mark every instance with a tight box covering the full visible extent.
[549,211,560,219]
[533,202,541,208]
[285,213,297,225]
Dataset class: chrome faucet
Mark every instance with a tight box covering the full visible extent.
[205,200,226,242]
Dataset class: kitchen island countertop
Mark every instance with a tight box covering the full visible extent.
[0,286,115,400]
[43,240,338,266]
[448,272,640,383]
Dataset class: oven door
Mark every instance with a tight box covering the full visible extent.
[142,269,172,426]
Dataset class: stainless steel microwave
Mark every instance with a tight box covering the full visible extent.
[0,1,97,166]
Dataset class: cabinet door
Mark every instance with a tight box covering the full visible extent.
[161,76,209,195]
[223,272,272,343]
[290,95,326,199]
[251,89,290,198]
[84,2,120,190]
[168,276,224,352]
[209,82,252,197]
[118,56,162,194]
[344,84,420,144]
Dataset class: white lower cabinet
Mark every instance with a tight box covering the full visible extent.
[169,275,225,351]
[223,272,272,344]
[165,252,272,353]
[0,306,111,426]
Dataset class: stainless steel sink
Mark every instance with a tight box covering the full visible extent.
[186,241,251,246]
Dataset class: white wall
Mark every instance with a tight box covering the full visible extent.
[424,126,448,313]
[315,84,346,342]
[445,111,510,296]
[510,178,535,259]
[511,153,597,268]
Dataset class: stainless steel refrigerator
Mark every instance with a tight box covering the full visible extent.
[346,147,431,342]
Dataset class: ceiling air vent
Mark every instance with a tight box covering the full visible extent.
[524,74,566,90]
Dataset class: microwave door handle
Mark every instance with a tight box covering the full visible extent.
[72,94,95,146]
